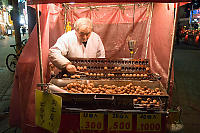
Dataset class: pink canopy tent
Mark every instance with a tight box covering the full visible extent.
[27,0,191,4]
[9,0,191,132]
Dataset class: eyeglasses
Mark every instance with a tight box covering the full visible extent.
[78,31,91,37]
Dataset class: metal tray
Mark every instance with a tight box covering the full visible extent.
[50,79,169,111]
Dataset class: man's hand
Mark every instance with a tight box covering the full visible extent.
[66,64,77,73]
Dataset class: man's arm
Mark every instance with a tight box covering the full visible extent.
[48,36,70,70]
[49,35,77,73]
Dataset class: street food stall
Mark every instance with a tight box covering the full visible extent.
[9,0,191,133]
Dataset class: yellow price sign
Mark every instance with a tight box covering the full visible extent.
[137,114,161,132]
[108,112,132,131]
[35,89,62,133]
[80,112,104,130]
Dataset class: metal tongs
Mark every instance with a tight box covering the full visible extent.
[75,71,86,74]
[75,71,88,76]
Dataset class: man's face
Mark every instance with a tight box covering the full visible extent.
[76,25,92,43]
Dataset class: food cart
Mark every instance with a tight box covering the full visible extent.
[9,0,191,133]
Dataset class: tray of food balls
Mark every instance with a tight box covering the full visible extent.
[58,58,158,81]
[49,79,169,111]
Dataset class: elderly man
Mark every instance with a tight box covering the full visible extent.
[49,18,105,73]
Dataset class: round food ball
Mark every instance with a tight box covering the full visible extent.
[71,75,76,79]
[90,73,93,76]
[77,66,80,70]
[118,67,122,70]
[84,66,87,70]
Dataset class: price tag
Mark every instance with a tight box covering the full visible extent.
[35,89,62,133]
[137,114,161,132]
[80,112,104,130]
[108,112,132,131]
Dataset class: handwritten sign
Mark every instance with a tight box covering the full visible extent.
[80,112,104,130]
[137,114,161,132]
[35,89,62,133]
[108,112,132,131]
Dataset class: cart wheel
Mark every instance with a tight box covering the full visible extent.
[6,54,18,72]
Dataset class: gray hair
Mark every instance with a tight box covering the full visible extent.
[74,18,93,31]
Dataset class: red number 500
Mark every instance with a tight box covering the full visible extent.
[113,122,130,129]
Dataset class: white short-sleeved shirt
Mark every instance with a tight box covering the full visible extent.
[49,30,105,69]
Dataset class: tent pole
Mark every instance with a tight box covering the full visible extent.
[133,3,135,30]
[167,3,180,93]
[65,3,138,9]
[145,2,154,59]
[36,4,44,90]
[64,4,67,33]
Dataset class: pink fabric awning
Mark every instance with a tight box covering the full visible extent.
[27,0,191,5]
